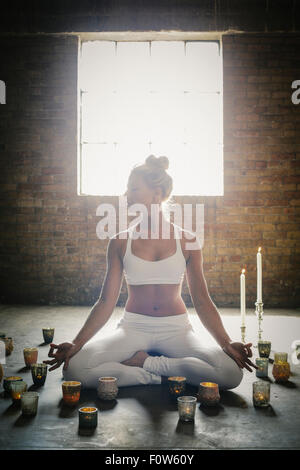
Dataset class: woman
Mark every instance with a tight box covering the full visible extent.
[44,155,257,390]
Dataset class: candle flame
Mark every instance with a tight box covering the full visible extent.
[258,247,261,252]
[241,268,245,274]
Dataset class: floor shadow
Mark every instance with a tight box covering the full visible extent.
[38,342,51,347]
[175,419,195,436]
[254,404,277,416]
[28,383,46,392]
[16,366,30,373]
[219,390,249,408]
[14,414,36,427]
[199,403,225,416]
[78,426,97,437]
[2,401,21,416]
[272,380,297,389]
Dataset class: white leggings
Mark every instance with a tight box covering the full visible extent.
[63,309,243,391]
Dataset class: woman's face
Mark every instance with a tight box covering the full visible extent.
[125,174,161,212]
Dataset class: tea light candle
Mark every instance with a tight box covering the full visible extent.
[31,363,48,386]
[62,381,81,406]
[97,377,118,401]
[258,340,271,358]
[177,396,197,422]
[272,362,290,383]
[78,407,98,428]
[255,358,269,378]
[197,382,220,406]
[21,392,39,416]
[167,376,186,397]
[3,376,23,394]
[23,348,38,367]
[10,380,27,403]
[252,380,270,407]
[274,352,288,364]
[42,328,55,344]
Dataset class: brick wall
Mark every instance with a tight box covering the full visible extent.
[0,3,299,307]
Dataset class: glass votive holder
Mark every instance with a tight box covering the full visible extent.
[42,328,55,344]
[255,358,269,378]
[274,352,288,364]
[3,376,23,394]
[23,348,38,367]
[272,362,290,383]
[31,363,48,386]
[4,337,14,356]
[197,382,220,406]
[177,396,197,422]
[167,376,186,397]
[62,381,81,406]
[20,391,39,416]
[258,341,271,358]
[78,407,98,428]
[97,377,118,400]
[252,380,270,407]
[11,380,27,403]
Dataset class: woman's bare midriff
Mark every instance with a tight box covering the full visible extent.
[125,284,188,317]
[121,224,189,317]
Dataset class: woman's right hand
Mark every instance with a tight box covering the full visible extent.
[43,342,81,371]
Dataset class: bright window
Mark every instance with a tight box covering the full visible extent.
[78,39,223,196]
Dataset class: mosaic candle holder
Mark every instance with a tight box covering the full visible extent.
[62,381,81,406]
[255,358,269,378]
[3,376,23,394]
[197,382,220,406]
[167,376,186,397]
[177,396,197,422]
[10,380,27,403]
[21,392,39,416]
[78,407,98,428]
[97,377,118,400]
[42,328,55,344]
[252,380,270,407]
[258,341,271,358]
[31,363,48,386]
[4,337,14,356]
[23,348,38,367]
[274,352,288,364]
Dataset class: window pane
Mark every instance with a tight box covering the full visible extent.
[185,41,221,92]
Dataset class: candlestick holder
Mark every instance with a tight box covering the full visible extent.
[255,301,264,343]
[240,325,246,343]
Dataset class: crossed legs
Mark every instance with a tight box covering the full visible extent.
[63,322,243,391]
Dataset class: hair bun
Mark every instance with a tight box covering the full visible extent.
[145,154,169,171]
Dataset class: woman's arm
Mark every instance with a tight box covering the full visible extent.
[72,236,124,349]
[185,235,231,349]
[185,234,257,371]
[44,236,124,371]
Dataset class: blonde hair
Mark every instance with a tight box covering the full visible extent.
[129,154,173,203]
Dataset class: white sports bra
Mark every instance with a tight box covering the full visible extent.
[123,222,186,286]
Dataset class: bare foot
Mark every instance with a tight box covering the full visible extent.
[121,350,149,368]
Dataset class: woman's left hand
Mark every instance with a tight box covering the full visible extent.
[223,342,259,372]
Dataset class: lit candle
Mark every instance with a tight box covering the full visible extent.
[197,382,220,407]
[177,396,197,422]
[257,247,262,303]
[62,381,81,406]
[97,377,118,401]
[23,348,38,368]
[10,380,27,403]
[167,376,186,397]
[78,407,98,428]
[252,381,270,407]
[240,268,246,327]
[31,363,48,386]
[21,392,39,416]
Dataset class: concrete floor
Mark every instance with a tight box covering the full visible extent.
[0,304,300,450]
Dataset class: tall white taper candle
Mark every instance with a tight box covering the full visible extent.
[240,269,246,327]
[257,247,262,303]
